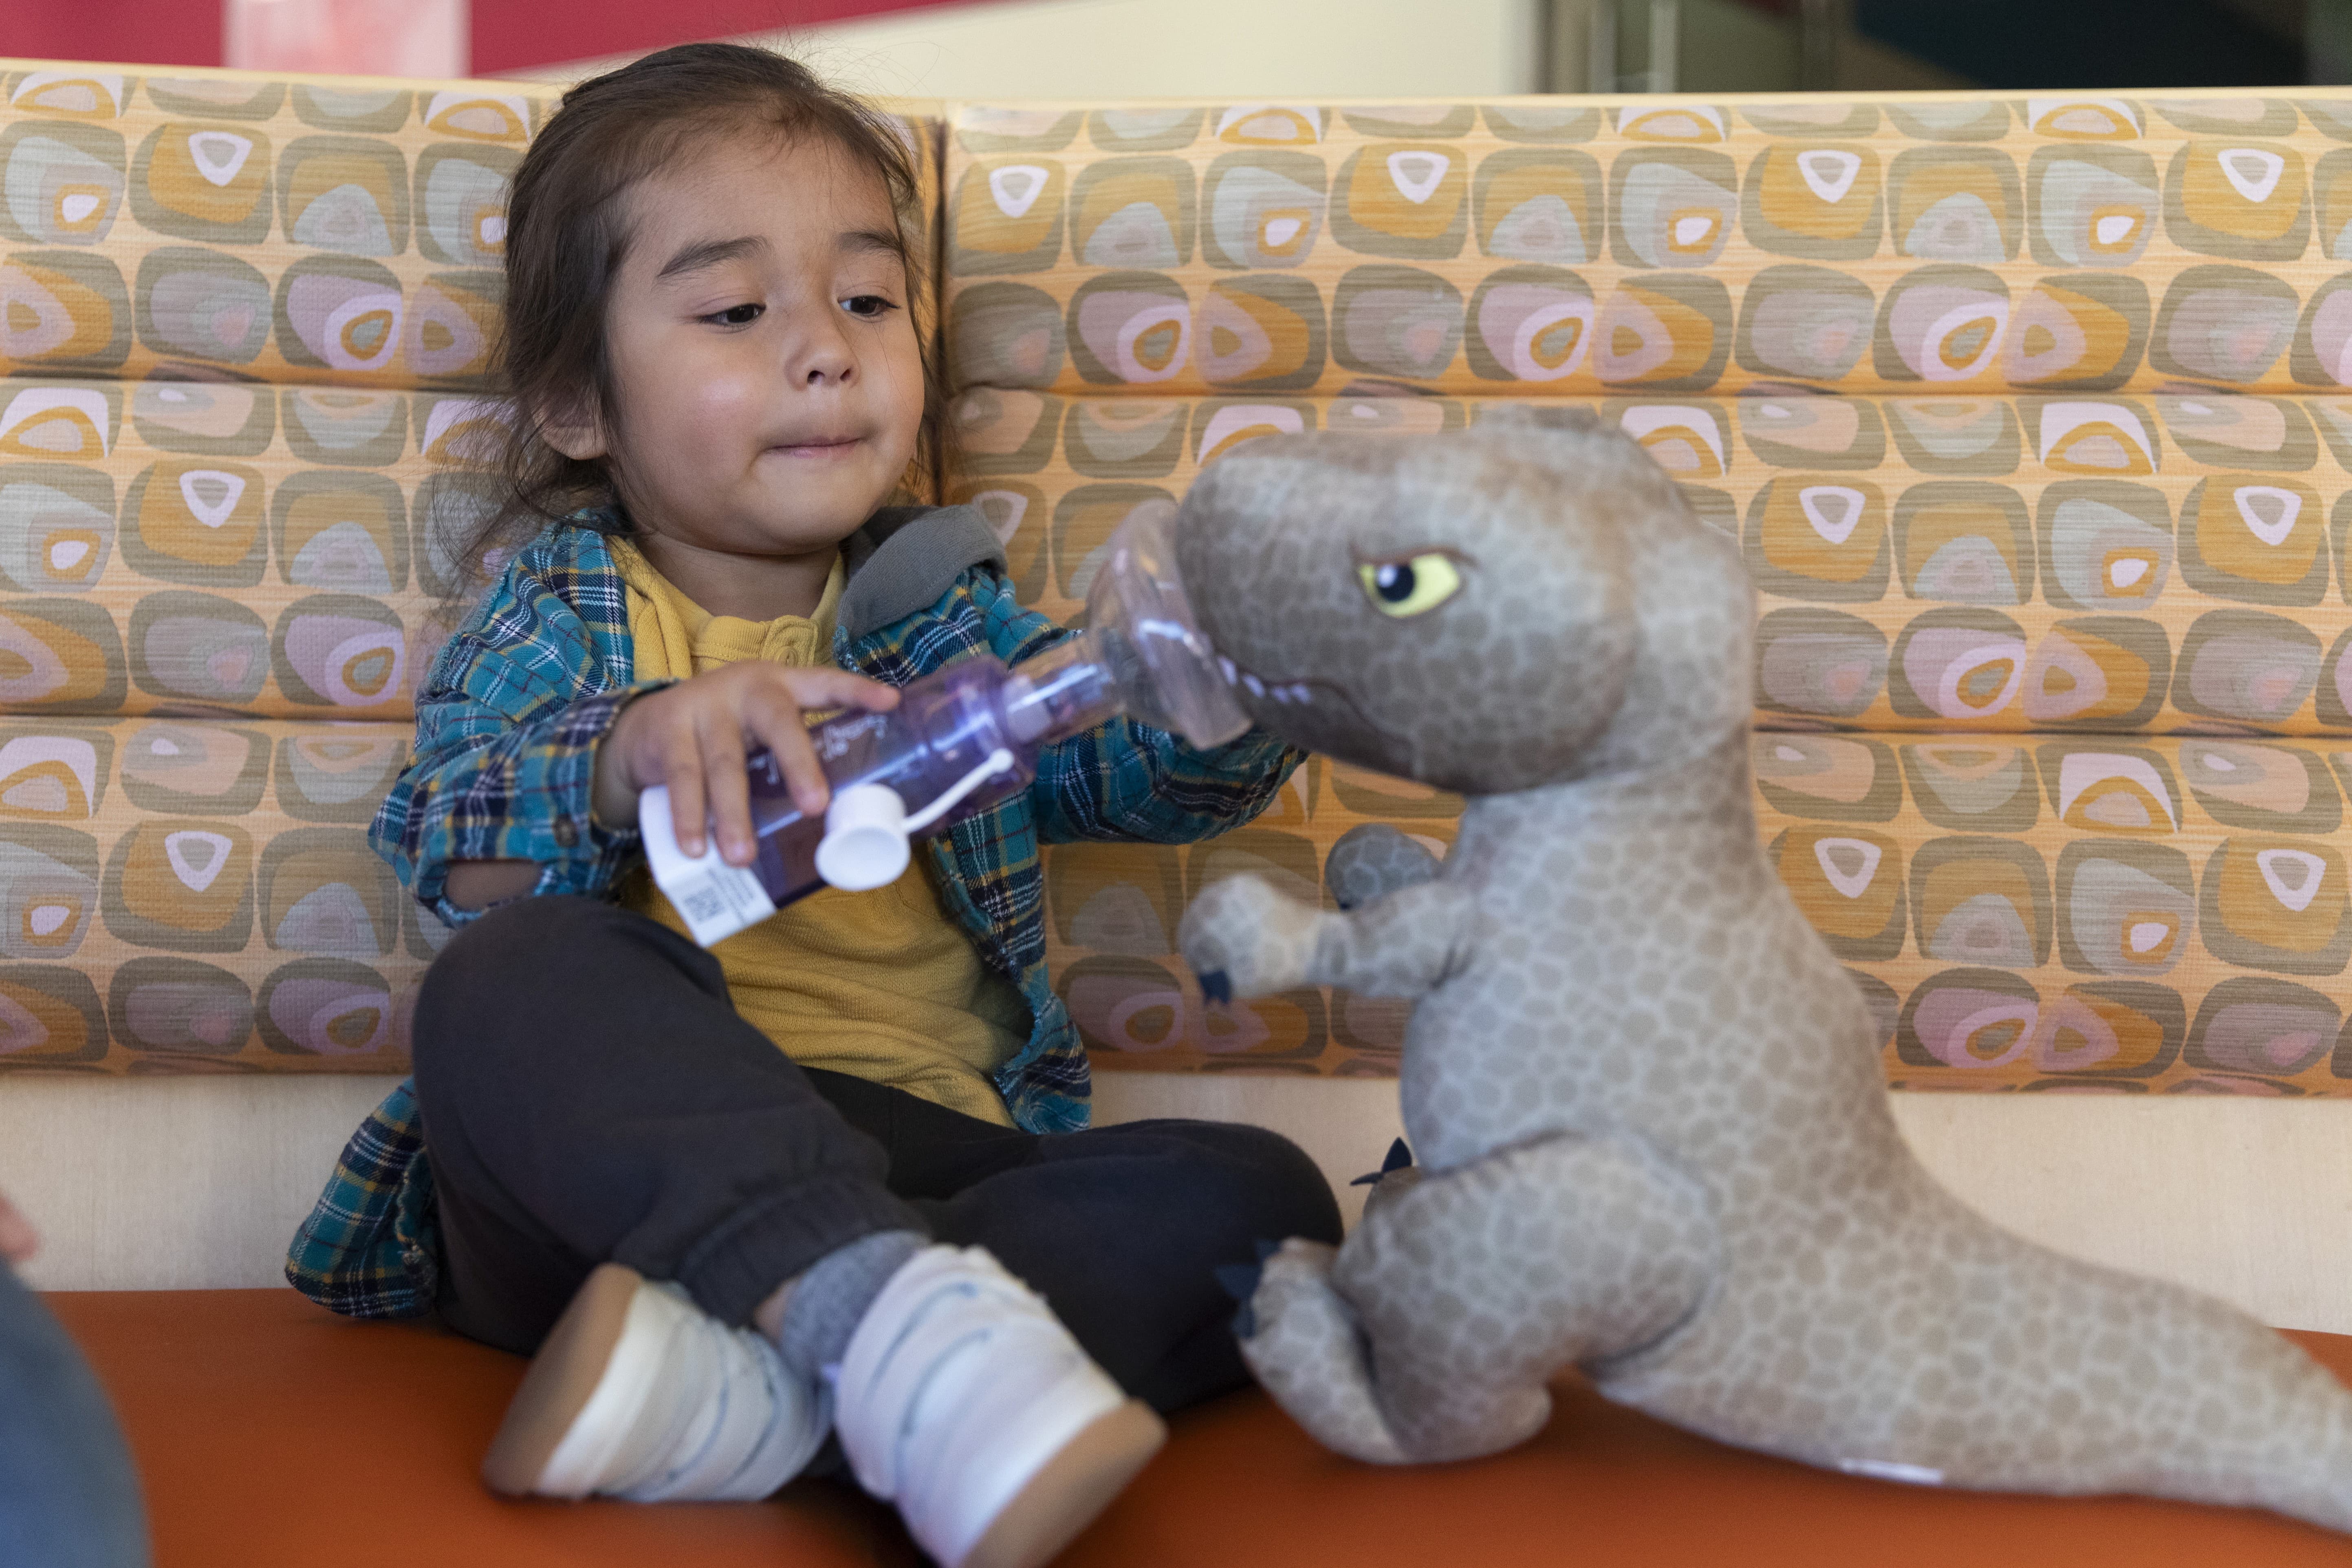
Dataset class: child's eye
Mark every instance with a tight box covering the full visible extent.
[842,295,899,320]
[702,303,764,327]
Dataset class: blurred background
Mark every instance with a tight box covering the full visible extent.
[1,0,2347,101]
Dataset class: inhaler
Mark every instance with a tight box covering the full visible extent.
[638,509,1248,947]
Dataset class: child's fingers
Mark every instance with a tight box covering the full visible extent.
[738,683,826,816]
[639,668,898,857]
[696,711,758,866]
[759,705,835,820]
[735,675,835,817]
[744,666,897,817]
[783,667,900,714]
[662,737,711,859]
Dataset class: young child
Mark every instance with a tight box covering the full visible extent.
[287,42,1341,1568]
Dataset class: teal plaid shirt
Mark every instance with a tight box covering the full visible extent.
[286,510,1299,1318]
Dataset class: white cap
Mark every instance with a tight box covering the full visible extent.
[815,782,912,892]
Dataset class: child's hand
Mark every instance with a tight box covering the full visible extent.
[595,664,900,864]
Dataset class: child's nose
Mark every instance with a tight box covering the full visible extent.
[797,317,857,388]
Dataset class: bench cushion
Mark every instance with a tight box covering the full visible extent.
[51,1287,2352,1566]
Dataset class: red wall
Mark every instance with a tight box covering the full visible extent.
[0,0,964,74]
[7,0,223,69]
[471,0,956,74]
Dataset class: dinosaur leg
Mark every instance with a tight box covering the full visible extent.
[1238,1239,1412,1465]
[1240,1129,1719,1465]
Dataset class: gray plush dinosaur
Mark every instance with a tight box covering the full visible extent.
[1172,412,2352,1528]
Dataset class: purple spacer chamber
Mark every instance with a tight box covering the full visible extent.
[741,656,1036,910]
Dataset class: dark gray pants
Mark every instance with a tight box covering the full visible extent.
[412,896,1342,1414]
[0,1264,149,1568]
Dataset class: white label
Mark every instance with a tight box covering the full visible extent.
[638,785,777,948]
[1837,1457,1945,1487]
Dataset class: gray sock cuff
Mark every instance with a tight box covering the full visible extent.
[773,1229,926,1381]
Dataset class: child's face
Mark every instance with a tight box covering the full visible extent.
[563,132,926,559]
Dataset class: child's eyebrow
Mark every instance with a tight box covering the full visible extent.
[840,227,907,261]
[654,235,769,283]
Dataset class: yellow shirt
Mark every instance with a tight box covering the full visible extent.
[610,539,1028,1125]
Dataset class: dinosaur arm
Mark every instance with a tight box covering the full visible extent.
[1180,875,1475,1002]
[1309,879,1476,995]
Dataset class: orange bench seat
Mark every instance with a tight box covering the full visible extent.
[48,1288,2352,1567]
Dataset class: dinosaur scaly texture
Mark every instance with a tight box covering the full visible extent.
[1173,414,2352,1526]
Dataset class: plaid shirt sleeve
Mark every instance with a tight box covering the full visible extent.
[283,1079,438,1317]
[1030,720,1302,846]
[370,526,663,927]
[961,568,1306,846]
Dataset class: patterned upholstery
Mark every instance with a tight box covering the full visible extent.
[0,368,467,1075]
[939,96,2352,400]
[0,715,436,1070]
[0,66,548,390]
[13,59,2352,1093]
[0,376,487,720]
[941,95,2352,1094]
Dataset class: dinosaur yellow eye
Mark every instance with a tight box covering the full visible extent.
[1357,553,1462,618]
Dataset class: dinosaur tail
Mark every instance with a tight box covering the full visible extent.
[2050,1281,2352,1533]
[1622,1204,2352,1533]
[1922,1212,2352,1532]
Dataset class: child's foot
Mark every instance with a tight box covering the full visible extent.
[834,1245,1166,1568]
[481,1262,828,1501]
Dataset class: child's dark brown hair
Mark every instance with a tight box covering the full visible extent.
[447,42,939,597]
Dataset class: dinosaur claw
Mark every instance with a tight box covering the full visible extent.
[1354,1140,1415,1186]
[1352,1141,1415,1186]
[1197,970,1232,1004]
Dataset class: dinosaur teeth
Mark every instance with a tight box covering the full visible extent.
[1213,659,1310,705]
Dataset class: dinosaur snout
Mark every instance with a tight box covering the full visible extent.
[1211,653,1420,777]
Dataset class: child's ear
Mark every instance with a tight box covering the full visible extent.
[537,393,608,462]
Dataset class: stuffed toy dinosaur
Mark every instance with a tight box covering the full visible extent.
[1172,411,2352,1529]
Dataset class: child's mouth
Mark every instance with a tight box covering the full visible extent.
[773,437,863,459]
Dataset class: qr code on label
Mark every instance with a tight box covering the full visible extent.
[680,885,725,924]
